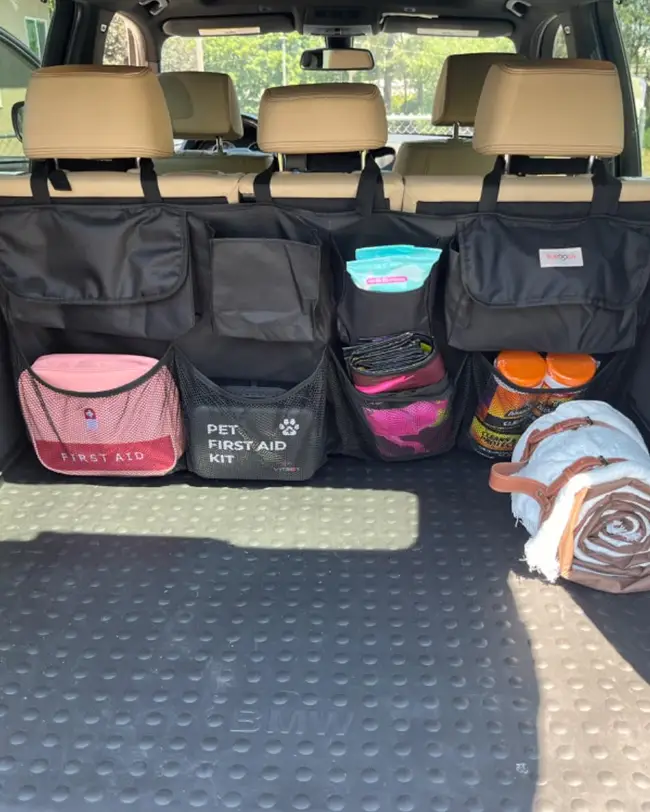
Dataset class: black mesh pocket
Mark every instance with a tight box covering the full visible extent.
[460,351,631,458]
[176,352,327,481]
[329,352,462,462]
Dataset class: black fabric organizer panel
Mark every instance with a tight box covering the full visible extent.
[1,165,649,480]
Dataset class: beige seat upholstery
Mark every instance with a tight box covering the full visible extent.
[157,71,272,175]
[241,83,404,210]
[9,65,240,200]
[394,52,523,177]
[402,59,650,212]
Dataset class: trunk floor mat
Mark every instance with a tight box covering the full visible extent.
[0,451,649,812]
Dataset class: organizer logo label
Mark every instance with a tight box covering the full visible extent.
[539,247,584,268]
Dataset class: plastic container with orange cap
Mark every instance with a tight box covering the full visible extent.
[533,353,597,417]
[470,351,547,459]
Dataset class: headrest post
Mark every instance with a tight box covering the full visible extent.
[278,153,285,171]
[452,123,460,139]
[215,136,224,154]
[587,155,595,173]
[503,154,511,174]
[361,150,367,169]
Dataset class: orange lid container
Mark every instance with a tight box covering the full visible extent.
[545,354,597,388]
[495,351,546,388]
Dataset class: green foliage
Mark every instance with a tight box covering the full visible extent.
[103,14,129,66]
[618,0,650,76]
[161,32,515,117]
[106,0,650,134]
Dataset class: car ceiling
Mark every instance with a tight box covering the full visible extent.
[80,0,593,29]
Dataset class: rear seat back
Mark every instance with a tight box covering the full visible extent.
[402,59,646,213]
[10,64,240,201]
[241,83,404,210]
[157,71,272,175]
[394,52,523,177]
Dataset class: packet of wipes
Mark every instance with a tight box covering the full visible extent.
[347,245,442,292]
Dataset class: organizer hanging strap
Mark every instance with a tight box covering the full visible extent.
[139,158,163,203]
[590,159,622,216]
[252,157,280,204]
[29,159,72,203]
[355,154,389,217]
[479,156,622,215]
[478,156,505,213]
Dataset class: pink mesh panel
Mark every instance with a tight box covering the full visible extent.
[364,398,450,454]
[18,355,184,476]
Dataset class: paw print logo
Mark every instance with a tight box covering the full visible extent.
[280,418,300,437]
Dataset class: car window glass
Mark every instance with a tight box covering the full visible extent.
[161,32,516,145]
[0,0,50,168]
[618,3,650,175]
[103,13,146,67]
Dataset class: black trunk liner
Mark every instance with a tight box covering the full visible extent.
[0,451,649,812]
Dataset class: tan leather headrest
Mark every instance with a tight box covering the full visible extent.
[258,83,387,154]
[473,59,624,157]
[158,72,244,141]
[24,65,174,160]
[433,52,525,126]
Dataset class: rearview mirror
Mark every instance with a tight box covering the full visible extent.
[300,48,374,71]
[11,101,24,143]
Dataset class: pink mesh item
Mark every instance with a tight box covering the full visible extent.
[18,354,185,476]
[363,397,451,456]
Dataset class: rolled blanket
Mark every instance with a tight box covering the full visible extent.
[489,401,650,593]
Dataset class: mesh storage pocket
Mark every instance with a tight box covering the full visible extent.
[461,352,631,458]
[330,353,456,461]
[338,273,434,344]
[445,214,650,353]
[17,352,184,476]
[176,352,328,481]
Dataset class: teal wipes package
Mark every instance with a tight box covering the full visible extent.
[347,245,442,292]
[355,245,441,261]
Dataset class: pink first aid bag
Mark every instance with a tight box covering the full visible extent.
[18,353,185,476]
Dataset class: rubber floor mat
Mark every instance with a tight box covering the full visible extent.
[0,452,649,812]
[0,453,419,550]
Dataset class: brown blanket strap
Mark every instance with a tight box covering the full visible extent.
[520,417,615,463]
[490,456,626,520]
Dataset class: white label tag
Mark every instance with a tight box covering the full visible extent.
[539,247,584,268]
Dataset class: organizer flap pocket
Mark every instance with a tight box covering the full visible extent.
[0,206,188,305]
[0,205,194,340]
[458,215,650,310]
[212,238,321,342]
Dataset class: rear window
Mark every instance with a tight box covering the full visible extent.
[161,32,515,140]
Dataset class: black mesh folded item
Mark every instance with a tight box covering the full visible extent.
[343,333,446,393]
